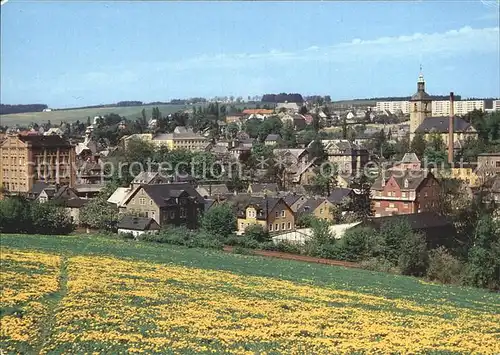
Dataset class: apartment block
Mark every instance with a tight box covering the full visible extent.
[1,134,76,194]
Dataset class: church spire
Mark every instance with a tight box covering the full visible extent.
[418,64,425,84]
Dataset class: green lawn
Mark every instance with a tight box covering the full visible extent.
[1,234,499,354]
[0,104,191,127]
[1,233,498,312]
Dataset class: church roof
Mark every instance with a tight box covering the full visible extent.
[415,117,473,134]
[410,91,432,101]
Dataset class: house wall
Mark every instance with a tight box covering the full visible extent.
[416,176,441,212]
[312,200,337,221]
[117,228,158,238]
[478,154,500,175]
[0,136,76,194]
[267,200,295,233]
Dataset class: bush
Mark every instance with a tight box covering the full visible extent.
[232,246,255,255]
[244,224,270,243]
[201,203,236,238]
[336,227,379,262]
[427,247,464,285]
[119,232,135,240]
[398,232,429,276]
[360,257,400,274]
[138,227,223,250]
[263,241,303,254]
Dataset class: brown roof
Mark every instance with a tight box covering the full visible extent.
[18,134,72,148]
[372,170,435,191]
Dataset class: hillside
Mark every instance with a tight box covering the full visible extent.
[1,233,499,354]
[0,104,191,127]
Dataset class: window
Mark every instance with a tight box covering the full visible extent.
[180,208,186,218]
[389,203,395,208]
[275,223,279,231]
[287,222,291,229]
[281,210,285,217]
[132,198,135,205]
[275,211,279,218]
[404,179,409,188]
[139,198,146,205]
[170,211,175,219]
[151,211,155,218]
[149,200,153,206]
[424,192,428,197]
[281,223,285,230]
[269,224,273,231]
[496,161,500,168]
[404,203,409,208]
[402,192,407,198]
[320,208,323,214]
[240,223,245,230]
[375,202,380,207]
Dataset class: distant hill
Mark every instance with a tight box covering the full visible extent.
[0,104,48,115]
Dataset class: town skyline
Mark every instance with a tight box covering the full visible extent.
[1,1,499,108]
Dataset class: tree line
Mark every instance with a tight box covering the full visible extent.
[1,104,48,115]
[261,93,304,103]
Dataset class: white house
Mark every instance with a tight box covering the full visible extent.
[117,216,161,238]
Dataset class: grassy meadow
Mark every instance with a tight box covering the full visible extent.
[0,104,191,127]
[1,233,499,354]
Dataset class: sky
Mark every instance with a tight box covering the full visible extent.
[1,1,499,108]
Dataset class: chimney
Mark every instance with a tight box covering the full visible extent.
[448,92,454,165]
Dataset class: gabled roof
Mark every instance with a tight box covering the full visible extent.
[265,134,280,141]
[401,153,421,164]
[328,188,354,204]
[239,197,285,220]
[132,172,165,185]
[17,134,73,148]
[283,194,302,207]
[415,117,474,134]
[108,187,132,205]
[297,198,331,215]
[249,183,279,194]
[117,216,160,231]
[196,184,230,197]
[30,182,51,195]
[125,183,204,208]
[372,170,435,191]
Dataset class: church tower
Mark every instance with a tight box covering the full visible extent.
[409,72,432,142]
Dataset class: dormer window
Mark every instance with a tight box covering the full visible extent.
[404,179,409,188]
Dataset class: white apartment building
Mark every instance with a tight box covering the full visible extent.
[376,99,495,116]
[432,100,485,116]
[375,101,410,114]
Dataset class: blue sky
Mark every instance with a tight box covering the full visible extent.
[1,1,499,108]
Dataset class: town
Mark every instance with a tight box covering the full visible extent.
[1,1,499,353]
[1,73,499,289]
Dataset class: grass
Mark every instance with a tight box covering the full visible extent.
[0,104,191,127]
[1,233,499,354]
[0,102,259,127]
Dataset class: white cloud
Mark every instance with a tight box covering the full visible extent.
[153,25,499,70]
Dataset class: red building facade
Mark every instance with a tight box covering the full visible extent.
[371,170,440,217]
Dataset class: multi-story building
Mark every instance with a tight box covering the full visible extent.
[378,98,496,117]
[1,134,76,195]
[476,153,500,181]
[432,100,485,116]
[376,101,411,115]
[236,197,295,233]
[121,127,209,152]
[119,182,205,229]
[313,140,369,178]
[371,170,441,217]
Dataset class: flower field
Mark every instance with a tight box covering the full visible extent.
[0,249,61,353]
[1,234,500,354]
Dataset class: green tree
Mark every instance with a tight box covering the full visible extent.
[201,203,236,238]
[466,215,500,290]
[410,132,426,159]
[398,232,428,276]
[308,138,327,163]
[226,122,239,139]
[244,224,270,243]
[350,174,373,219]
[279,121,297,148]
[79,194,118,231]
